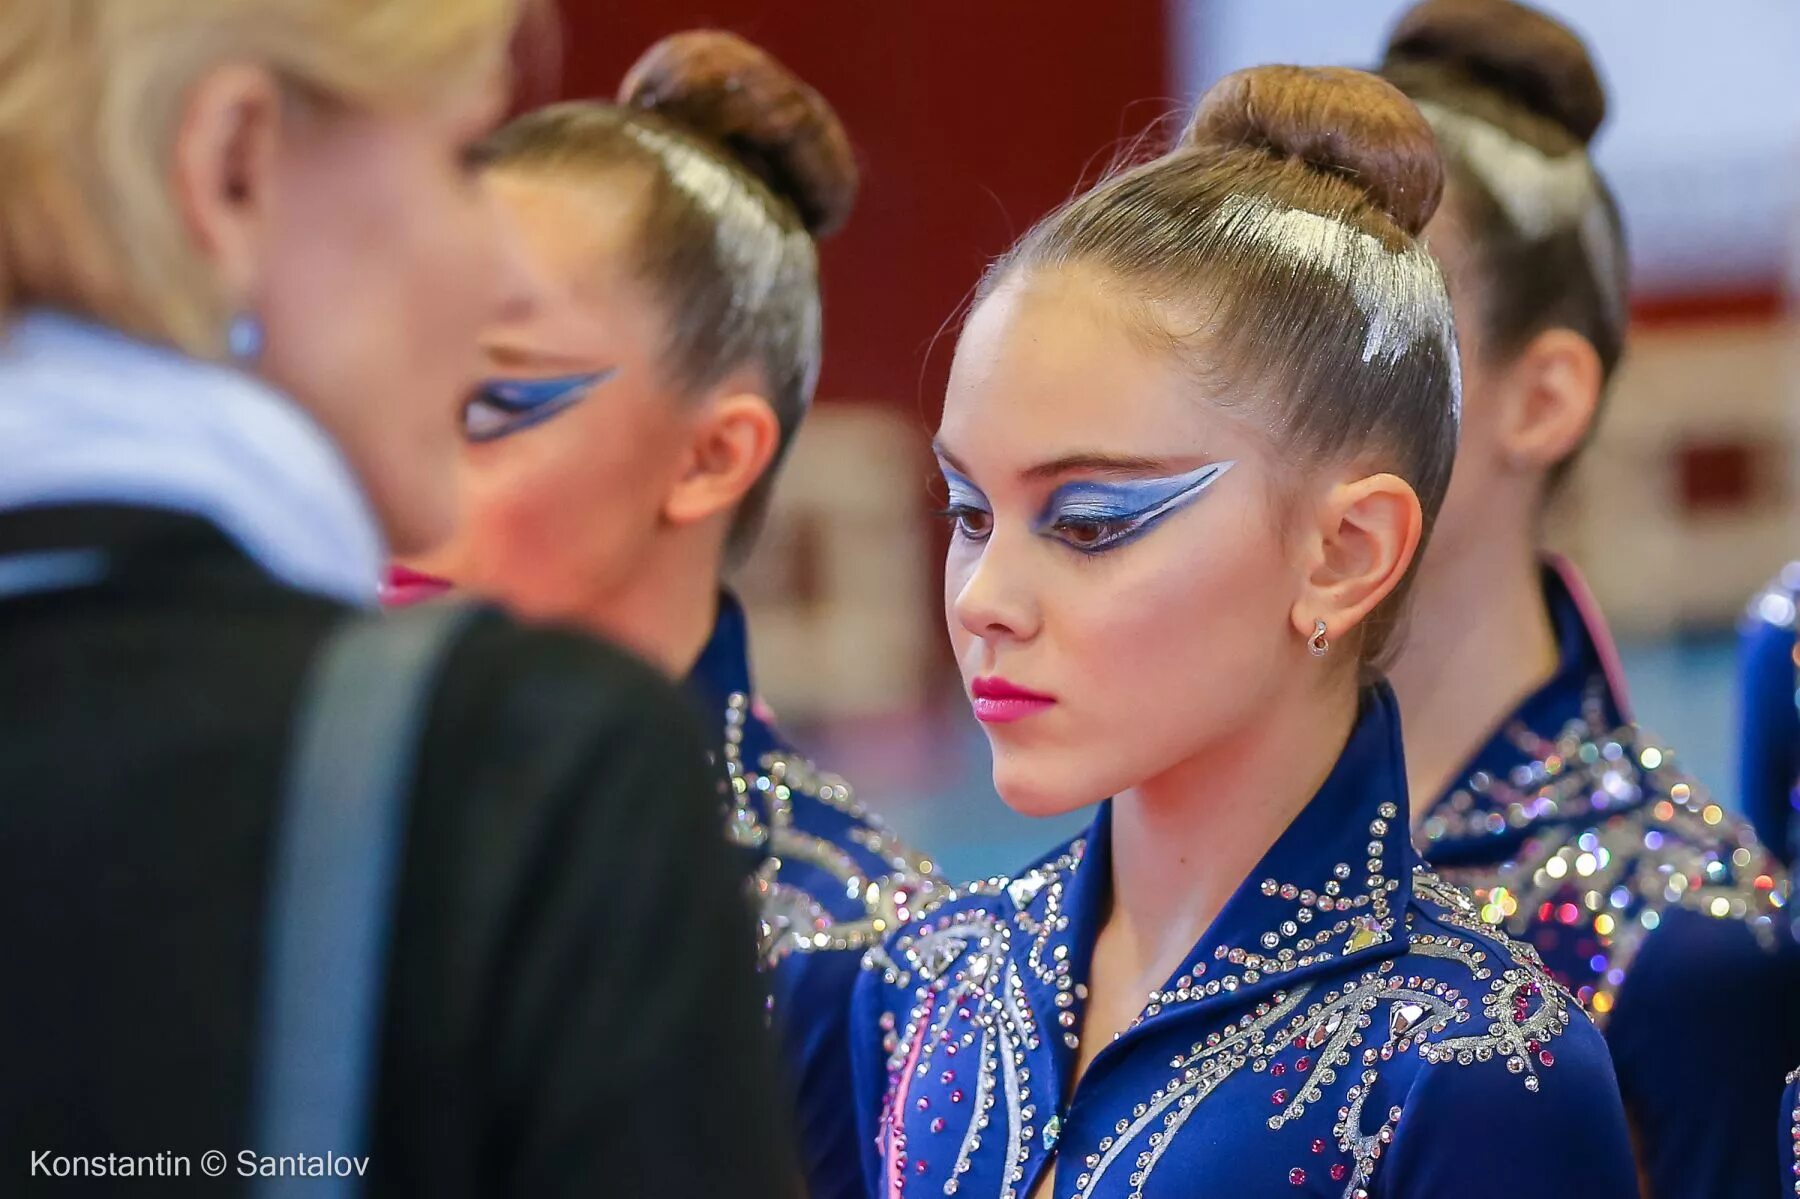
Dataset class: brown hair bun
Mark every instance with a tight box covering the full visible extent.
[619,30,858,238]
[1183,65,1444,237]
[1383,0,1605,146]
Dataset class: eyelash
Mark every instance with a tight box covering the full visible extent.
[938,504,1144,555]
[1043,513,1144,554]
[937,504,994,543]
[459,140,495,176]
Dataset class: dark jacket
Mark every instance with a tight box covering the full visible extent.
[0,504,798,1197]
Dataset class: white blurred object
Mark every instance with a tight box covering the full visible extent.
[1545,320,1800,633]
[1177,0,1800,295]
[728,403,934,720]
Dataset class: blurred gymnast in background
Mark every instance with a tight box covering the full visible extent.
[1376,2,1800,1195]
[1737,540,1800,863]
[392,30,940,1198]
[0,3,795,1194]
[1740,563,1800,868]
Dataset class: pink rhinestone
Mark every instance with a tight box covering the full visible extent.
[1271,1062,1287,1077]
[1296,1056,1312,1072]
[916,1097,930,1111]
[1272,1089,1289,1105]
[1332,1164,1348,1182]
[916,1161,929,1175]
[1289,1168,1307,1185]
[951,1090,965,1103]
[931,1118,946,1134]
[1312,1140,1326,1154]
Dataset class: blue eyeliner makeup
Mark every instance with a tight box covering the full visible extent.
[463,369,616,442]
[1035,460,1235,553]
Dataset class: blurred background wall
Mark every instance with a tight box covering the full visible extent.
[554,1,1799,879]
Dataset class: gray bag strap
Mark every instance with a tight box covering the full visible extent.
[0,548,108,599]
[249,601,480,1199]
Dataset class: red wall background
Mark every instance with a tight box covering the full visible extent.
[552,0,1172,423]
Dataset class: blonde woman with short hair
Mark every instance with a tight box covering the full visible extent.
[0,5,796,1195]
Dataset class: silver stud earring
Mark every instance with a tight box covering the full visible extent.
[1308,619,1330,657]
[226,313,264,363]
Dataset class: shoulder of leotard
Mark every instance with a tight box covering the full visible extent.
[860,832,1089,983]
[1398,866,1604,1079]
[1509,723,1790,934]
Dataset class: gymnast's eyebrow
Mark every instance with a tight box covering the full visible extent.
[931,442,1175,483]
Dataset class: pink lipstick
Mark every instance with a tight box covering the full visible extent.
[970,676,1056,724]
[382,565,454,608]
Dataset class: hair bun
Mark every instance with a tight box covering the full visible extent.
[1183,65,1444,237]
[1383,0,1605,145]
[619,30,857,238]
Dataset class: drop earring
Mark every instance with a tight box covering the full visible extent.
[1308,619,1330,657]
[226,312,264,363]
